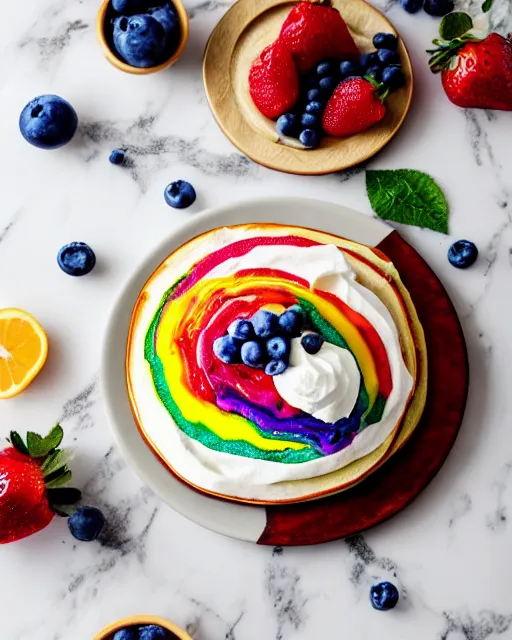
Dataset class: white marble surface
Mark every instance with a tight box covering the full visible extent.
[1,0,512,638]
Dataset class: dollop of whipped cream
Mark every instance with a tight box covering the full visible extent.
[274,337,360,424]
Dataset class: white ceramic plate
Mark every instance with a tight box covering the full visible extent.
[101,197,393,543]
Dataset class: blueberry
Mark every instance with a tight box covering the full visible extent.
[423,0,454,15]
[400,0,424,12]
[307,88,323,102]
[339,60,360,79]
[276,113,299,137]
[252,310,279,338]
[68,507,105,542]
[381,65,405,90]
[360,52,379,69]
[319,76,337,92]
[113,629,137,640]
[113,14,167,68]
[301,333,324,355]
[278,307,304,337]
[227,319,254,341]
[370,582,400,611]
[109,149,126,165]
[448,240,478,269]
[266,336,290,360]
[316,61,336,77]
[164,180,196,209]
[265,359,287,376]
[366,65,382,82]
[138,625,172,640]
[112,0,147,13]
[373,33,398,51]
[305,101,324,115]
[299,129,320,149]
[57,242,96,277]
[213,335,240,364]
[19,95,78,150]
[241,341,266,368]
[301,113,320,129]
[148,4,179,36]
[376,49,399,65]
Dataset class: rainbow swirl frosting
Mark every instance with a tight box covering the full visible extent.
[127,225,414,502]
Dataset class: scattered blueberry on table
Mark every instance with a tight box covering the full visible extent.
[68,506,105,542]
[301,332,324,355]
[400,0,424,13]
[107,0,181,69]
[448,240,478,269]
[164,180,197,209]
[19,95,78,150]
[370,581,400,611]
[399,0,454,16]
[109,149,126,165]
[57,242,96,277]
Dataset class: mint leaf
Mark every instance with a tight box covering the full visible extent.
[439,12,473,40]
[366,169,449,234]
[482,0,494,12]
[9,431,29,456]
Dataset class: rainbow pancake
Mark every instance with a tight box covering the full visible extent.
[127,224,427,503]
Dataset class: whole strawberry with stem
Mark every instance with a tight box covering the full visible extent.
[322,77,387,137]
[428,30,512,110]
[0,425,85,544]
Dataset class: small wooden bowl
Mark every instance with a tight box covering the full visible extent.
[96,0,189,75]
[94,615,193,640]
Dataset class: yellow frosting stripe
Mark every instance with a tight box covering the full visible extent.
[155,274,379,451]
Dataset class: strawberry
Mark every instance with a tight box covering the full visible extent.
[428,33,512,110]
[0,425,81,544]
[249,41,299,119]
[278,2,359,73]
[322,77,387,137]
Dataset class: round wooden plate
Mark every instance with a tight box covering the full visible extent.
[203,0,414,175]
[102,198,467,545]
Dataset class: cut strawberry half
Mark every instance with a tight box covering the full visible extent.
[279,2,359,73]
[249,41,300,119]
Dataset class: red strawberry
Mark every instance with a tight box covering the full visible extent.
[249,41,299,119]
[0,426,81,544]
[429,33,512,110]
[278,2,359,73]
[322,77,386,137]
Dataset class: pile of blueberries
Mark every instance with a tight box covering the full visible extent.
[275,32,405,149]
[111,624,173,639]
[106,0,181,68]
[213,306,325,377]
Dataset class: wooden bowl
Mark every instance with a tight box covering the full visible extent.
[96,0,189,75]
[94,615,193,640]
[203,0,414,175]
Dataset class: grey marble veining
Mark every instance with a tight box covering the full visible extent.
[1,0,512,639]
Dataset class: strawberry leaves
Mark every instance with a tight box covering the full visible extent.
[482,0,494,12]
[26,424,63,457]
[366,170,449,234]
[47,487,82,518]
[9,431,29,456]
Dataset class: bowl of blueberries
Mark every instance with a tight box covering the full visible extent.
[97,0,189,74]
[94,615,193,640]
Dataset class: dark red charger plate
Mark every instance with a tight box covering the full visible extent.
[258,230,469,546]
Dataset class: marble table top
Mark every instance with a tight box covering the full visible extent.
[1,0,512,638]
